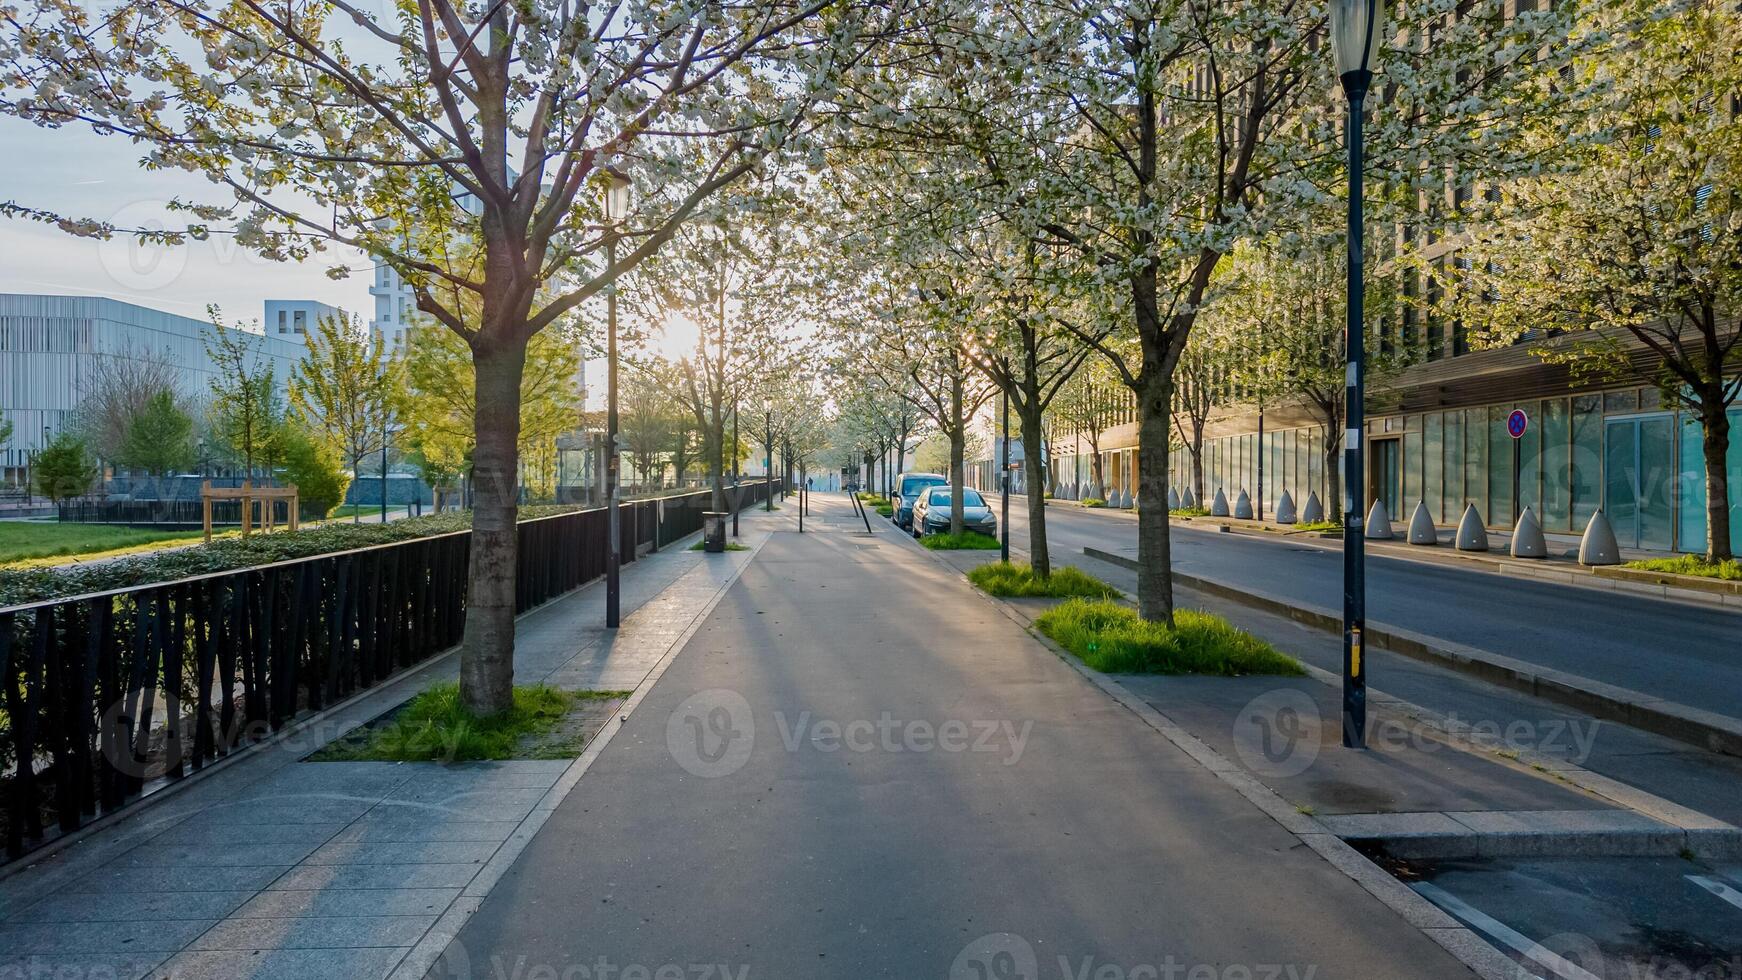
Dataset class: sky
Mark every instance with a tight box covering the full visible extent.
[0,117,371,323]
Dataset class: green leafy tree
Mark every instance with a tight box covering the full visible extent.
[3,0,891,715]
[116,388,196,477]
[276,424,351,517]
[290,314,397,521]
[34,432,95,504]
[203,312,283,481]
[1448,0,1742,561]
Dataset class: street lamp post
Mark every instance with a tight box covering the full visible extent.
[763,405,773,512]
[602,167,631,629]
[1000,389,1010,563]
[1331,0,1382,749]
[731,395,740,537]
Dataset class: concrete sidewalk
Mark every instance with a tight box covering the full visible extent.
[0,513,776,980]
[429,494,1491,979]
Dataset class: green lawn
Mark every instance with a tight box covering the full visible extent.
[1624,555,1742,581]
[689,540,750,551]
[967,562,1120,599]
[1034,599,1304,676]
[0,522,206,564]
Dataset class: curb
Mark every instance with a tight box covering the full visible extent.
[1082,546,1742,759]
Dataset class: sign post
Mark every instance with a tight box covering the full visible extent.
[1507,409,1529,524]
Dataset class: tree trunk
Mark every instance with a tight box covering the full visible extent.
[1701,402,1733,562]
[1020,403,1051,577]
[1322,421,1344,528]
[1088,436,1104,497]
[459,339,526,717]
[1190,421,1205,507]
[1136,374,1175,626]
[352,452,361,522]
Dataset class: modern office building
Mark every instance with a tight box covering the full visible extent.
[0,293,305,486]
[1033,325,1741,556]
[368,260,418,357]
[264,299,347,343]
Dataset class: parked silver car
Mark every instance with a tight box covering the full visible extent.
[911,486,997,538]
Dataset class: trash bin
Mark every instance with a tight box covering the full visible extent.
[702,511,728,553]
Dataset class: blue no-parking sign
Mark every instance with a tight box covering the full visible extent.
[1507,408,1529,439]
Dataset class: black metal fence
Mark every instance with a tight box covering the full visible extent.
[2,482,776,859]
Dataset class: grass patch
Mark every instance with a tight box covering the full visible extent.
[1292,520,1343,532]
[875,504,894,517]
[1168,507,1210,518]
[688,540,749,551]
[1624,555,1742,581]
[0,522,208,566]
[967,561,1120,599]
[856,493,890,507]
[1033,599,1304,676]
[919,531,1001,550]
[1081,497,1108,508]
[308,682,627,762]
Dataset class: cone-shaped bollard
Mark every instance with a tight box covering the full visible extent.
[1167,486,1181,510]
[1121,490,1135,509]
[1579,509,1622,566]
[1211,488,1230,517]
[1455,503,1490,551]
[1365,499,1394,540]
[1233,489,1254,520]
[1301,491,1325,524]
[1510,506,1548,559]
[1182,486,1198,509]
[1408,500,1437,545]
[1275,490,1297,524]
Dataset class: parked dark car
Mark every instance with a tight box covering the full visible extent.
[892,471,948,530]
[912,486,996,539]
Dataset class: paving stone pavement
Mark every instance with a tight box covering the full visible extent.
[0,514,776,980]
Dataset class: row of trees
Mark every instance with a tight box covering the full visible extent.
[7,0,1733,711]
[816,0,1739,628]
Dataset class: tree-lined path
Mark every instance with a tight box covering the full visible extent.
[431,495,1475,979]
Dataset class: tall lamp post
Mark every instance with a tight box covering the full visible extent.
[602,167,631,629]
[1331,0,1382,749]
[763,402,773,512]
[999,389,1010,563]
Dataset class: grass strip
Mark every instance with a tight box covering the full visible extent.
[1623,555,1742,581]
[688,541,750,552]
[967,562,1120,599]
[310,682,625,762]
[919,531,1001,550]
[1034,599,1304,676]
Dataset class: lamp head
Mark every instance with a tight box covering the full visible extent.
[1329,0,1383,89]
[602,167,632,223]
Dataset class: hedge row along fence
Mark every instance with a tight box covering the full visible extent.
[1,481,778,859]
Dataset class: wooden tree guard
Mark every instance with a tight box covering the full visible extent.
[201,481,300,542]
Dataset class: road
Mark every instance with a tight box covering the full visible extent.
[435,497,1478,979]
[1010,502,1742,722]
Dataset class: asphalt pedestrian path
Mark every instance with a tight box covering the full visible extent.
[0,513,772,980]
[432,494,1479,979]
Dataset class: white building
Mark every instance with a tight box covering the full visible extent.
[368,261,416,357]
[0,294,305,485]
[264,299,346,344]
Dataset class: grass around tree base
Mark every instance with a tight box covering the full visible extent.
[967,561,1120,599]
[0,522,208,565]
[309,682,627,762]
[1081,497,1108,508]
[1169,507,1210,518]
[875,504,894,517]
[689,540,749,551]
[1034,599,1304,676]
[1624,555,1742,581]
[919,531,1002,550]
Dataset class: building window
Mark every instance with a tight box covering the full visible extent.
[293,310,306,334]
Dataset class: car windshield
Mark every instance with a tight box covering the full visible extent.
[900,475,946,498]
[926,488,983,508]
